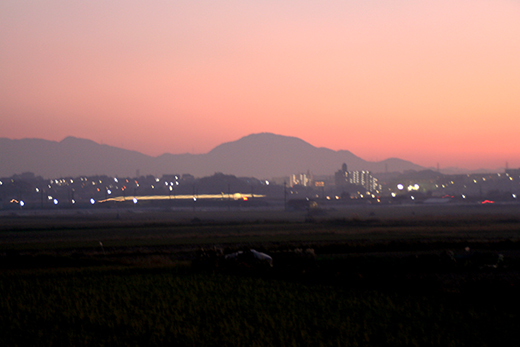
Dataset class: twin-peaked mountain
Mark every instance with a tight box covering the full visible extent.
[0,133,423,179]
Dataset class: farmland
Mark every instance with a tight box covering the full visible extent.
[1,204,520,346]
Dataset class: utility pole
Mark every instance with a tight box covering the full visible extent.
[284,181,287,211]
[228,184,231,211]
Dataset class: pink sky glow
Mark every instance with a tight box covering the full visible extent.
[1,0,519,170]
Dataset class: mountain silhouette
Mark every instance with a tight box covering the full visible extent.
[0,133,424,179]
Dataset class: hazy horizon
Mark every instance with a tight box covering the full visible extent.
[2,1,519,170]
[0,132,513,172]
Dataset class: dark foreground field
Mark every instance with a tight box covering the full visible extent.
[1,204,520,346]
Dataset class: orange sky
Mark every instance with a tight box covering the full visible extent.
[1,0,519,170]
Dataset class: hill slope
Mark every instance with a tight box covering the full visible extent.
[0,133,424,178]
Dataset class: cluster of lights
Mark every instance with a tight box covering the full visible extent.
[396,183,420,191]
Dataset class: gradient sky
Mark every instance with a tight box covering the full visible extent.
[1,0,519,170]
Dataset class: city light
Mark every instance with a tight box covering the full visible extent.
[90,198,95,205]
[107,189,112,195]
[53,199,58,205]
[397,184,404,190]
[133,198,138,204]
[19,200,25,207]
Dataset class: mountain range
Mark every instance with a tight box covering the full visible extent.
[0,133,425,179]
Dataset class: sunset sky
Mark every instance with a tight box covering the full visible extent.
[1,0,519,170]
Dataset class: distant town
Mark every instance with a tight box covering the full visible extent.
[2,164,519,211]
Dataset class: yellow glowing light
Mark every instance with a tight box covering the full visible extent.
[96,193,265,203]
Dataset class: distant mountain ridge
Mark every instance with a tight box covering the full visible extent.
[0,133,424,179]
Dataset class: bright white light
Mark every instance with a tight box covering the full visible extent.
[265,180,270,185]
[53,199,59,205]
[391,192,396,197]
[0,181,3,185]
[413,184,420,190]
[169,186,173,191]
[176,182,179,186]
[165,182,168,186]
[397,184,404,190]
[170,182,174,186]
[133,198,138,204]
[107,189,112,195]
[411,196,415,200]
[193,197,197,202]
[35,188,39,192]
[513,194,517,199]
[19,200,25,207]
[462,194,466,199]
[72,199,76,204]
[155,178,160,182]
[48,195,53,200]
[114,177,118,183]
[90,198,95,205]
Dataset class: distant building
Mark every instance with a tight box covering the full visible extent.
[290,171,313,187]
[335,163,380,193]
[334,163,349,187]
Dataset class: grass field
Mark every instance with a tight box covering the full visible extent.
[1,205,520,346]
[1,266,518,347]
